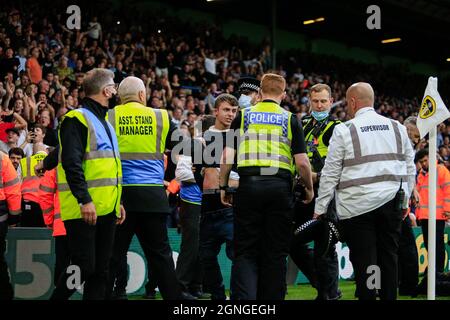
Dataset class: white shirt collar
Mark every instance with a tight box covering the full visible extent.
[355,106,375,117]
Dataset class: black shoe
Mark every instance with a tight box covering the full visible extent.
[328,289,342,300]
[180,291,198,300]
[315,289,342,301]
[190,290,210,299]
[111,290,128,300]
[142,290,156,300]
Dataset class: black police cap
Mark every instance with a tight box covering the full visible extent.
[237,77,260,93]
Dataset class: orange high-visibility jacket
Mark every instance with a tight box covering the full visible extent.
[39,169,66,236]
[21,153,46,203]
[416,164,450,220]
[0,152,21,223]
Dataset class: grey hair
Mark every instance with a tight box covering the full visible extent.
[82,68,115,96]
[118,76,146,103]
[404,116,417,126]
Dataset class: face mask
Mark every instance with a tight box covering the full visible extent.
[311,110,329,122]
[238,94,252,109]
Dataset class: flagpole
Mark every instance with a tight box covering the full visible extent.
[427,125,437,300]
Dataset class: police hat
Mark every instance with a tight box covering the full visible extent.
[237,77,260,93]
[293,218,341,258]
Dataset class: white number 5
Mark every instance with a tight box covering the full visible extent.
[14,240,52,299]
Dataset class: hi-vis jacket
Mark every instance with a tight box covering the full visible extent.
[108,102,170,186]
[0,152,21,223]
[20,152,47,203]
[39,168,66,236]
[315,107,416,220]
[415,164,450,220]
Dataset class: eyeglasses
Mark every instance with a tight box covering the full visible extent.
[104,83,118,90]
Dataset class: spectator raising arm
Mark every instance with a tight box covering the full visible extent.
[13,112,27,130]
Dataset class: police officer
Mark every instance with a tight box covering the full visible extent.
[107,76,182,300]
[315,82,416,300]
[290,84,341,300]
[220,73,313,300]
[50,68,125,300]
[237,77,260,109]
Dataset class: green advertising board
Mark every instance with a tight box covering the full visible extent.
[5,227,449,299]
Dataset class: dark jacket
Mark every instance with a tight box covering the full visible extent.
[43,98,115,205]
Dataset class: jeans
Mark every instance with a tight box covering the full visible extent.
[199,207,233,300]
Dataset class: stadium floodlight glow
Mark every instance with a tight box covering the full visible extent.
[447,58,450,62]
[381,38,401,44]
[303,17,325,25]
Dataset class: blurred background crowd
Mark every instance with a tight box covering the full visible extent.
[0,2,448,170]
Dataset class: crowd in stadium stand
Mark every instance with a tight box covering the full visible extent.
[1,2,450,301]
[0,5,449,208]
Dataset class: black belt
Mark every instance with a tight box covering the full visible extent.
[202,189,221,195]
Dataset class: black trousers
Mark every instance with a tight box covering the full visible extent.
[398,217,419,294]
[341,198,402,300]
[290,195,339,299]
[112,250,156,296]
[420,219,446,274]
[108,212,181,300]
[20,200,45,228]
[54,236,71,287]
[144,264,158,295]
[0,221,13,300]
[231,175,294,300]
[50,212,117,300]
[176,201,203,293]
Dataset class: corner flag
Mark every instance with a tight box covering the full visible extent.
[417,77,449,300]
[417,77,450,139]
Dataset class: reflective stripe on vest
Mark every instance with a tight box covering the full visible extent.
[304,118,336,163]
[21,153,46,202]
[108,103,170,185]
[237,102,294,174]
[39,184,56,193]
[342,120,404,167]
[57,107,122,221]
[338,120,406,190]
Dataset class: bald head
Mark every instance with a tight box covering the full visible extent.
[118,76,146,104]
[346,82,375,118]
